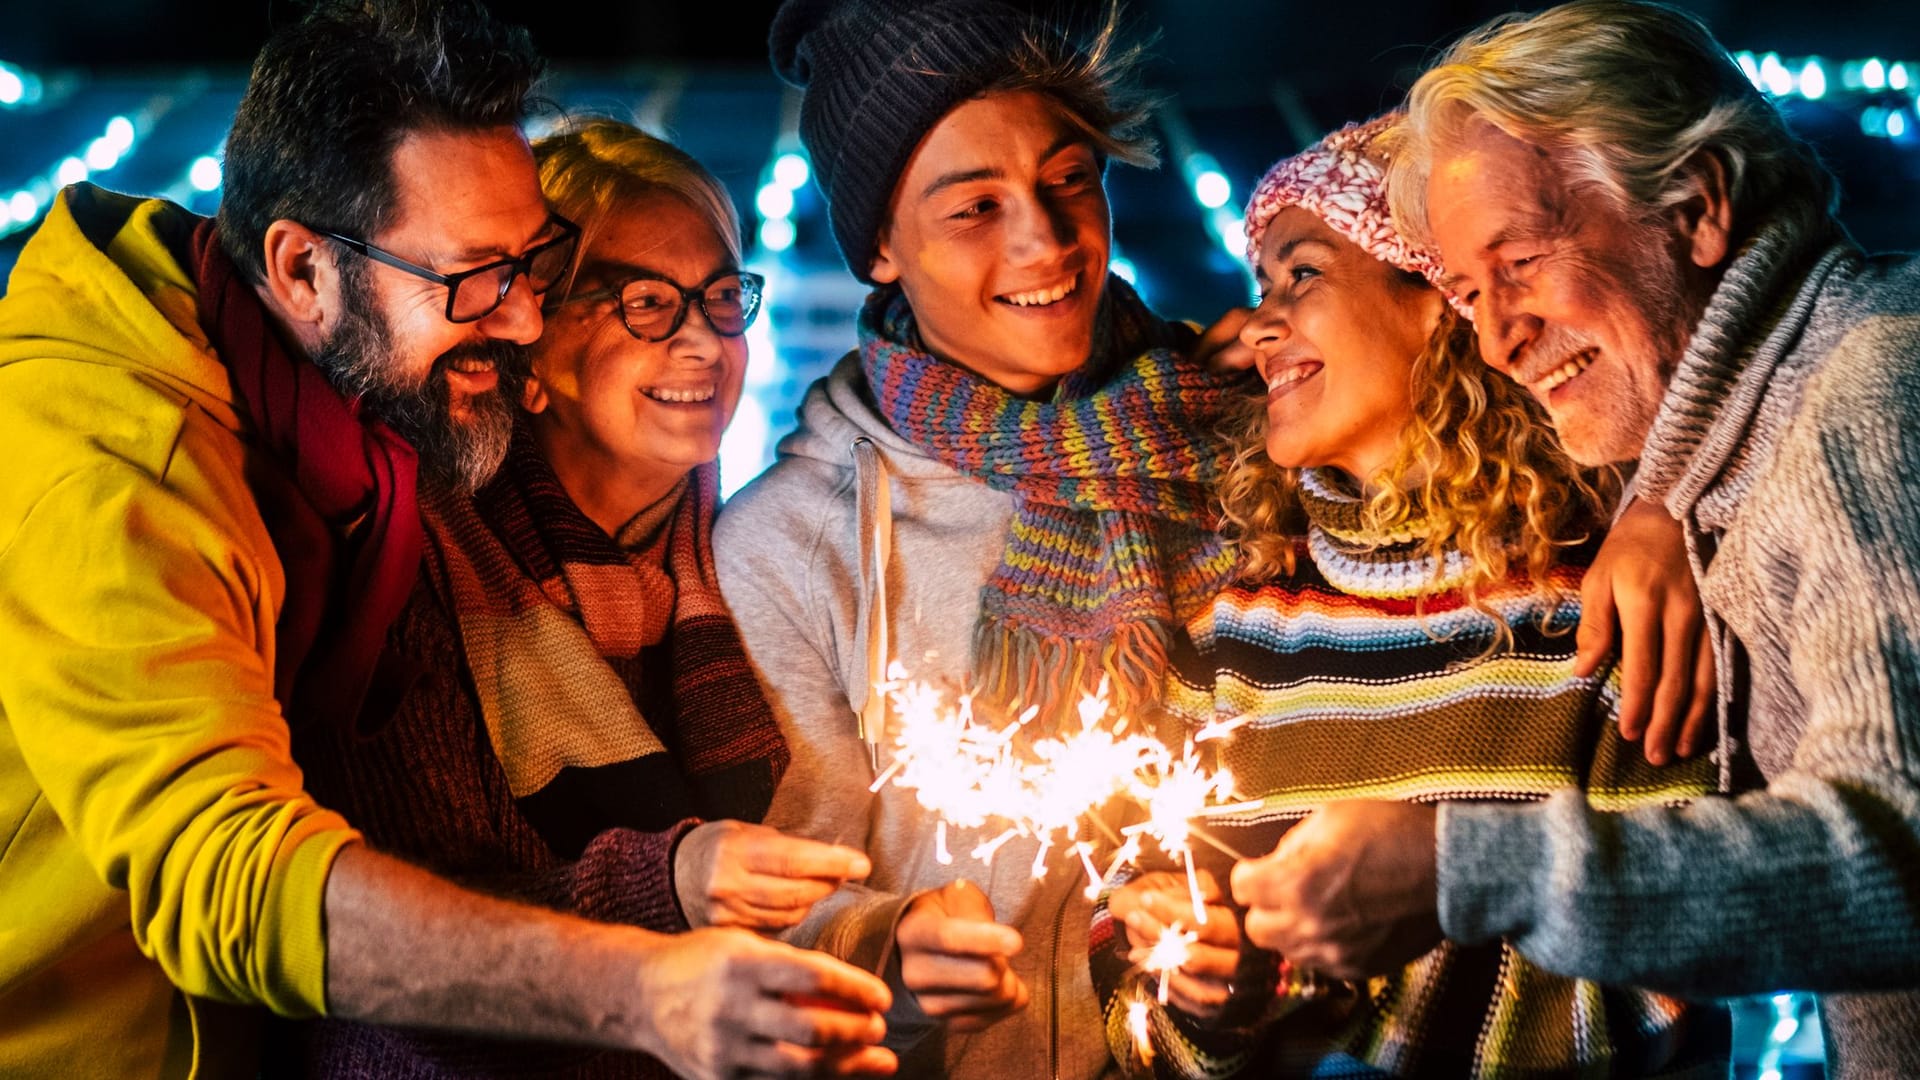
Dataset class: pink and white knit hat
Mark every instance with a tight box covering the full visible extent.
[1242,111,1461,310]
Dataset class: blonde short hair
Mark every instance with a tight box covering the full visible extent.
[1387,0,1834,245]
[533,118,743,291]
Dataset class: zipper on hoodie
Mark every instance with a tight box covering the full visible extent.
[1050,880,1070,1080]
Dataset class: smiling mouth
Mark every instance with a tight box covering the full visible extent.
[447,356,496,375]
[996,272,1080,308]
[1265,360,1323,399]
[642,384,716,404]
[1531,348,1597,396]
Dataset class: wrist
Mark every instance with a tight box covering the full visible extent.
[666,818,708,930]
[580,922,675,1056]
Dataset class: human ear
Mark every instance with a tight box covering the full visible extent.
[1672,149,1734,270]
[259,219,336,332]
[868,227,902,285]
[521,371,549,414]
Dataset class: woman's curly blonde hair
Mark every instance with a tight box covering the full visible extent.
[1218,298,1618,649]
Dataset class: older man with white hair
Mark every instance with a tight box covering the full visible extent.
[1227,2,1920,1074]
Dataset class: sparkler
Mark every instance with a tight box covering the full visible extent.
[867,661,1264,1064]
[1126,999,1154,1065]
[1142,924,1199,1005]
[868,663,1261,922]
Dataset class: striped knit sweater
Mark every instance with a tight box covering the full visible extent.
[1090,470,1729,1079]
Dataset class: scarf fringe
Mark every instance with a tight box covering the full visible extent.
[972,616,1172,731]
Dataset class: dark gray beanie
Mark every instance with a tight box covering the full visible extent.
[769,0,1035,282]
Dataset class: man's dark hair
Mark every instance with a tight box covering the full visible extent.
[217,0,545,283]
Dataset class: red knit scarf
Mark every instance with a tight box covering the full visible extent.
[189,221,423,730]
[424,425,786,849]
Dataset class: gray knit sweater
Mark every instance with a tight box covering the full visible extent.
[1436,219,1920,1077]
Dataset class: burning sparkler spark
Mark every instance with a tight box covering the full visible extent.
[868,669,1261,910]
[1127,999,1154,1064]
[1143,924,1198,1005]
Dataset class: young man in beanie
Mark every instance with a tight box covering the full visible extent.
[1229,2,1920,1074]
[0,3,893,1077]
[718,1,1246,1076]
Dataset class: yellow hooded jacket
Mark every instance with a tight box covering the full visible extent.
[0,185,361,1077]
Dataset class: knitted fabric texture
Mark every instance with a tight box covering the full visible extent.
[189,218,424,731]
[1435,213,1920,1074]
[858,277,1240,722]
[769,0,1035,280]
[1242,112,1469,318]
[287,566,701,1079]
[1091,478,1727,1079]
[422,424,786,853]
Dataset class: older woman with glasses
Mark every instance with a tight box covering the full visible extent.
[284,118,892,1079]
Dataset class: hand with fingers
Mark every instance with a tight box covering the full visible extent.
[1231,801,1443,982]
[1108,869,1240,1024]
[895,879,1029,1032]
[674,820,872,932]
[635,926,897,1080]
[1579,497,1717,765]
[1191,306,1257,372]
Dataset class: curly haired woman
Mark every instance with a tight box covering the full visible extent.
[1089,114,1731,1079]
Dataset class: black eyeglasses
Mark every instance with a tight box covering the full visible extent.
[317,217,581,323]
[549,268,766,342]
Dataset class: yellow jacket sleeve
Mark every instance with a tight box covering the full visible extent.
[0,440,360,1018]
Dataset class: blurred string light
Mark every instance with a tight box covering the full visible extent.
[190,156,223,192]
[1754,992,1816,1080]
[1732,50,1920,141]
[2,109,159,239]
[726,93,813,496]
[0,60,44,109]
[1157,102,1255,281]
[162,142,228,208]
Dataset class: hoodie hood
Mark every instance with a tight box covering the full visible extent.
[774,350,966,482]
[0,184,242,433]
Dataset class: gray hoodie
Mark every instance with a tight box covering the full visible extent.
[716,353,1116,1080]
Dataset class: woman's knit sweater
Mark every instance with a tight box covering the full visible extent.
[279,478,781,1079]
[1090,470,1727,1079]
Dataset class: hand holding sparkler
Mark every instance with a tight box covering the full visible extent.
[1231,800,1443,980]
[895,879,1030,1031]
[1109,869,1239,1022]
[674,821,873,931]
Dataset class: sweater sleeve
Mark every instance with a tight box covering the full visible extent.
[506,820,699,934]
[1438,340,1920,997]
[0,461,360,1017]
[714,478,939,1050]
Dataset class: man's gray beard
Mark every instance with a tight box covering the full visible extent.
[312,266,527,492]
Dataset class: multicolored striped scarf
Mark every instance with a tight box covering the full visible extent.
[858,277,1241,723]
[423,425,787,854]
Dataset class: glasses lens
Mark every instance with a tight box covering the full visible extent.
[448,263,517,322]
[527,232,578,294]
[702,274,760,335]
[620,280,685,340]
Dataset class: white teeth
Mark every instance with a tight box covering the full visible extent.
[1001,274,1079,307]
[1534,350,1596,393]
[1265,364,1318,392]
[448,358,494,374]
[642,385,716,404]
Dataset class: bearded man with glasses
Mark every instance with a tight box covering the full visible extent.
[0,3,893,1078]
